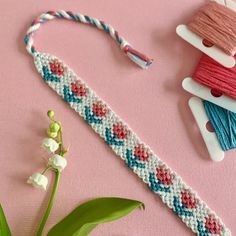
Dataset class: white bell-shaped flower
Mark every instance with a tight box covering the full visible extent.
[48,154,67,172]
[27,173,48,190]
[42,138,59,153]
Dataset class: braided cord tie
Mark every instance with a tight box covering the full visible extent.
[24,10,153,69]
[25,11,231,236]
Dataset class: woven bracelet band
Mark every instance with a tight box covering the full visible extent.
[24,11,230,236]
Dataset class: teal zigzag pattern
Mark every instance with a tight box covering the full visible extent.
[105,128,124,146]
[173,196,193,217]
[85,106,103,124]
[42,66,60,82]
[126,149,145,168]
[63,85,82,103]
[149,173,171,192]
[197,221,209,236]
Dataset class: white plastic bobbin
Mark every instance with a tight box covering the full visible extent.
[188,96,224,162]
[182,77,236,113]
[176,0,236,68]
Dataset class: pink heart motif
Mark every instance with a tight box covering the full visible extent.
[71,81,87,97]
[134,144,150,161]
[181,191,198,209]
[205,216,223,234]
[92,102,108,117]
[156,165,174,185]
[49,60,64,76]
[112,123,129,139]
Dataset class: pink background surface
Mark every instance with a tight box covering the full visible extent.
[0,0,236,235]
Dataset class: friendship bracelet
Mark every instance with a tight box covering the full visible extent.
[24,11,231,236]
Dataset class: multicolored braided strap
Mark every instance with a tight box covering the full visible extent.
[24,11,230,236]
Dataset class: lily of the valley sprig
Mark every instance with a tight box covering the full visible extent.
[28,110,67,190]
[27,110,68,236]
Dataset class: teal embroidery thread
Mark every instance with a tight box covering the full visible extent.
[203,100,236,151]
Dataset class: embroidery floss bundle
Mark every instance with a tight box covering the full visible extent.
[187,1,236,56]
[24,11,231,236]
[183,54,236,161]
[192,54,236,99]
[203,100,236,151]
[176,0,236,68]
[178,1,236,161]
[182,54,236,161]
[182,54,236,160]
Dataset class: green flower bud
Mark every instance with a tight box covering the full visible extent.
[47,128,58,139]
[50,122,60,133]
[47,110,55,119]
[50,132,58,139]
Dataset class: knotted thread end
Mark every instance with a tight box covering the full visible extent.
[123,45,153,69]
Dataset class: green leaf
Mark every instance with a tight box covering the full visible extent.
[0,204,12,236]
[47,197,144,236]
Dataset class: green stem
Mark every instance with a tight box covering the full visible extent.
[41,166,52,175]
[58,127,64,156]
[36,170,61,236]
[36,119,65,236]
